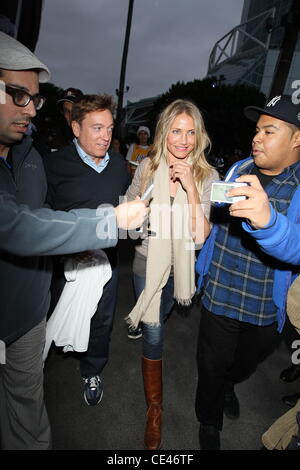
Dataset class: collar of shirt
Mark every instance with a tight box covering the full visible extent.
[0,156,11,169]
[74,138,110,174]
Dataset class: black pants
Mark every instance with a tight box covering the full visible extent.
[50,257,118,379]
[80,265,119,378]
[195,306,279,430]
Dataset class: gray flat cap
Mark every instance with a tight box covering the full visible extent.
[0,31,50,82]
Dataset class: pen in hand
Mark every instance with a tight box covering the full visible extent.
[136,184,154,232]
[140,183,154,201]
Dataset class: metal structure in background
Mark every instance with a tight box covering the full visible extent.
[207,0,300,99]
[268,0,300,99]
[125,96,157,135]
[208,8,276,74]
[0,0,43,51]
[115,0,134,139]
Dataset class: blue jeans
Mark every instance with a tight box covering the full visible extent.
[133,273,175,360]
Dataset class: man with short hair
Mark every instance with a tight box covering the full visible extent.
[227,99,300,414]
[195,95,300,450]
[44,94,130,407]
[0,31,148,450]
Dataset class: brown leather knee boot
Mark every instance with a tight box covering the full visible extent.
[142,357,163,450]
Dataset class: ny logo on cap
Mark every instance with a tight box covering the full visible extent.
[267,96,281,107]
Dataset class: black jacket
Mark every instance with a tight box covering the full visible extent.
[44,143,130,211]
[44,142,130,267]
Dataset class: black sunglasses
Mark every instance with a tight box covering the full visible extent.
[5,85,45,110]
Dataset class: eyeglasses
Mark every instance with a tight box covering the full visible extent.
[5,85,45,110]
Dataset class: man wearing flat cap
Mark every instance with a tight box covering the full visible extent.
[0,31,148,450]
[195,94,300,450]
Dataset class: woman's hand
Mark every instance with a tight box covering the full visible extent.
[169,161,211,244]
[169,161,197,195]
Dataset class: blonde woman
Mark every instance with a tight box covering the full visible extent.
[125,99,218,449]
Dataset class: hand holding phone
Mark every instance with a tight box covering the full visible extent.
[210,181,247,204]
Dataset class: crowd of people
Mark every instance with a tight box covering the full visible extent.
[1,31,300,452]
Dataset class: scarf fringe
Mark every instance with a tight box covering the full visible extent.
[125,315,160,328]
[175,296,193,306]
[125,315,134,328]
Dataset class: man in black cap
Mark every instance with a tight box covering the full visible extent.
[49,87,84,150]
[57,87,83,127]
[0,31,148,450]
[195,94,300,450]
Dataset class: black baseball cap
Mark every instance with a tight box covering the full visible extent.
[57,88,83,106]
[244,95,300,128]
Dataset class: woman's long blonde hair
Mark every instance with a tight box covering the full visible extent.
[143,99,213,189]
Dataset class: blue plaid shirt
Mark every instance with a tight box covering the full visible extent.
[202,160,300,326]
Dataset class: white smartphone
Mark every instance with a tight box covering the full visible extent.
[210,181,247,204]
[128,160,139,167]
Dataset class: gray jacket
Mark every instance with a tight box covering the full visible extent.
[0,137,117,344]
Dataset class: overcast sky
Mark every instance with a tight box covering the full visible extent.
[36,0,244,103]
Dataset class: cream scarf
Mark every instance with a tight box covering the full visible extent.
[126,156,198,327]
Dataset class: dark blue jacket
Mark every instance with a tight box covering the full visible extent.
[0,136,51,344]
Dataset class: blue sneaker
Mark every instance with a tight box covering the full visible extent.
[83,375,103,406]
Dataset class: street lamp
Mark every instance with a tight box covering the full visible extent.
[115,86,130,96]
[115,0,134,138]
